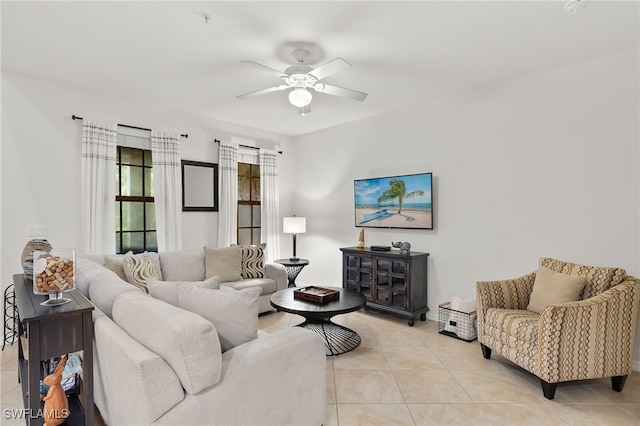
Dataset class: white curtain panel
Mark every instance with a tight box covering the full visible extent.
[81,119,117,254]
[260,149,281,262]
[217,141,239,247]
[151,131,182,252]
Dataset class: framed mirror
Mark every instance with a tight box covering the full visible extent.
[181,160,219,211]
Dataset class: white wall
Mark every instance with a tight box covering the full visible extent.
[291,49,640,366]
[2,48,639,366]
[0,71,294,289]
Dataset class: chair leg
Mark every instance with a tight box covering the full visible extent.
[540,379,557,400]
[480,344,492,359]
[612,375,627,392]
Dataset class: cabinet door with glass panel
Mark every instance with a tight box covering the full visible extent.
[372,257,409,309]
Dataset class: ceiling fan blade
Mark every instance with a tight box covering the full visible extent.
[241,61,287,78]
[308,58,351,81]
[237,85,288,99]
[314,83,368,102]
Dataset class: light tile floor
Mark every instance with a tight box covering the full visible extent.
[260,309,640,426]
[1,309,638,425]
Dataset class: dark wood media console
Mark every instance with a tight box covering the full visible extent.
[340,247,429,326]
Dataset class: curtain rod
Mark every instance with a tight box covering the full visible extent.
[72,115,188,139]
[213,139,282,154]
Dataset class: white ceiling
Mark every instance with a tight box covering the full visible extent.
[2,1,638,136]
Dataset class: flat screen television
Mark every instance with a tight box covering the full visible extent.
[354,172,433,230]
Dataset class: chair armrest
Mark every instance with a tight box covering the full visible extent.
[476,272,536,344]
[265,262,288,291]
[476,272,536,311]
[537,278,640,383]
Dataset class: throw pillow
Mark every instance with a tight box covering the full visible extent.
[203,246,242,282]
[527,266,587,313]
[147,276,221,307]
[159,248,205,281]
[231,243,266,279]
[105,255,127,281]
[178,285,261,352]
[122,251,163,293]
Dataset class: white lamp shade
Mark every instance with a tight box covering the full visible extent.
[283,217,306,234]
[288,89,312,108]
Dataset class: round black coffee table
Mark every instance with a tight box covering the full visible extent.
[270,286,366,356]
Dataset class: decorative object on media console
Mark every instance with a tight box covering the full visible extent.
[283,216,306,261]
[32,248,75,306]
[392,241,411,255]
[42,354,70,426]
[354,172,433,230]
[357,228,365,249]
[21,239,52,279]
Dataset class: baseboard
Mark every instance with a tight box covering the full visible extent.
[633,359,640,372]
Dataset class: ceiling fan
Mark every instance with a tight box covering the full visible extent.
[237,49,368,115]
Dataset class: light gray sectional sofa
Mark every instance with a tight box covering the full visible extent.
[83,247,289,314]
[75,249,327,426]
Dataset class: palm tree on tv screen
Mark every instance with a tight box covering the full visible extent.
[377,179,424,214]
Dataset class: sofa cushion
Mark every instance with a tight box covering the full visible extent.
[90,278,142,319]
[93,314,184,425]
[105,255,127,281]
[75,257,103,297]
[484,308,540,363]
[112,291,222,394]
[203,246,242,282]
[527,267,586,313]
[159,248,205,281]
[232,243,266,279]
[77,254,106,266]
[76,257,141,317]
[222,277,276,295]
[122,251,163,293]
[147,276,221,307]
[178,285,261,352]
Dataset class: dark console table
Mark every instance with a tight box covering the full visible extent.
[340,247,429,326]
[14,273,94,426]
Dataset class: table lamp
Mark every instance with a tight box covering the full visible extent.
[283,217,306,261]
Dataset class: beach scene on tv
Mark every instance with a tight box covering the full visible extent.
[354,173,432,229]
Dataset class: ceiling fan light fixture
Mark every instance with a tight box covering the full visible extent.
[289,88,312,108]
[299,106,311,116]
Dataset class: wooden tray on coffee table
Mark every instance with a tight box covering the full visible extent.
[294,286,340,304]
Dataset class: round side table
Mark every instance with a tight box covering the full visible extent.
[274,258,309,287]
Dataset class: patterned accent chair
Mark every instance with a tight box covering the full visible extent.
[476,257,640,399]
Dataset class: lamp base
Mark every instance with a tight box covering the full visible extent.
[289,257,300,261]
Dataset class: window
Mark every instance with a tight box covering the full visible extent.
[115,146,157,253]
[237,162,261,245]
